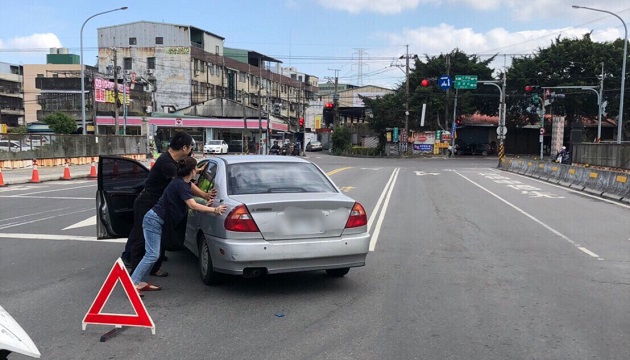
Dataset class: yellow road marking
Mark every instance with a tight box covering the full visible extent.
[327,167,352,176]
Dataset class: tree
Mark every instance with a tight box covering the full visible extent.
[363,49,496,138]
[43,112,77,134]
[506,34,626,140]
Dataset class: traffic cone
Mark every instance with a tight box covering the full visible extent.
[89,157,97,179]
[31,159,40,183]
[0,167,5,187]
[62,159,71,180]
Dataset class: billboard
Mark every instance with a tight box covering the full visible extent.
[94,78,129,104]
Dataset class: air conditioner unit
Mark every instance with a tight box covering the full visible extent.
[123,70,131,75]
[147,69,154,75]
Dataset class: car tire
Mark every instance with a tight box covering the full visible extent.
[481,150,488,156]
[326,268,350,277]
[198,234,223,285]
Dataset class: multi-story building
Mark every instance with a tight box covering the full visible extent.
[0,62,24,128]
[96,21,318,132]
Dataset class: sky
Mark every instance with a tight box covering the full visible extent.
[1,0,629,89]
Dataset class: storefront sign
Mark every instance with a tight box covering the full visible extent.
[94,78,129,104]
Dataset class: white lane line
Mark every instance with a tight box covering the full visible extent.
[0,233,125,243]
[0,208,92,230]
[0,196,93,200]
[369,168,400,251]
[0,207,75,223]
[578,247,602,259]
[63,216,96,230]
[368,168,399,232]
[9,183,95,196]
[454,170,604,260]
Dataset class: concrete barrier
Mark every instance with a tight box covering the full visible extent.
[602,173,630,201]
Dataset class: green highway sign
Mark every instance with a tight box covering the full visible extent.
[455,75,478,90]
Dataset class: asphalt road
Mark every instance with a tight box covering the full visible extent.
[1,153,629,360]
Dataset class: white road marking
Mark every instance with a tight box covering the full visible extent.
[0,208,92,230]
[0,185,44,192]
[369,168,400,251]
[0,207,75,224]
[414,171,440,176]
[368,168,398,232]
[0,195,93,200]
[454,170,604,260]
[7,183,95,196]
[501,171,630,209]
[0,233,124,243]
[577,247,602,259]
[63,216,96,230]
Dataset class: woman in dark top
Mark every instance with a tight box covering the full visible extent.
[124,132,213,276]
[132,156,227,291]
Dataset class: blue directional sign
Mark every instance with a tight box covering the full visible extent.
[439,75,452,91]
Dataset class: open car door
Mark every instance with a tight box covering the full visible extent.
[96,156,149,239]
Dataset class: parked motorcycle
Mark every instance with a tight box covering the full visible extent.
[0,305,40,359]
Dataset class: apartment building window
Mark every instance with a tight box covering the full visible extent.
[208,64,215,75]
[155,37,163,45]
[215,45,219,55]
[123,58,132,70]
[239,72,246,83]
[129,37,137,45]
[147,57,156,70]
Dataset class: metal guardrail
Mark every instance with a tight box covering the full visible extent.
[0,134,148,161]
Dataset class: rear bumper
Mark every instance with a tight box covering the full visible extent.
[207,233,370,275]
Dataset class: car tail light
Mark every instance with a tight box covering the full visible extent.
[345,202,367,228]
[224,205,260,232]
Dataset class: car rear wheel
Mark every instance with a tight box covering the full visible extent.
[481,150,488,156]
[326,268,350,277]
[198,234,223,285]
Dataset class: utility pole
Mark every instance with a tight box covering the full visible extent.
[405,45,410,143]
[399,46,417,147]
[112,48,120,135]
[327,69,340,127]
[597,62,604,141]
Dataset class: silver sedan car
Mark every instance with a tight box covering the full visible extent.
[96,155,370,286]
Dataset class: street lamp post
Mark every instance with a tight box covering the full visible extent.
[80,6,128,135]
[573,5,627,144]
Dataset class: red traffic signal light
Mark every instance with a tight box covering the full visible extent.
[421,79,429,87]
[324,102,334,109]
[525,85,532,92]
[299,118,304,127]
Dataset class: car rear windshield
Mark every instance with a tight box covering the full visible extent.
[227,162,337,195]
[207,140,222,145]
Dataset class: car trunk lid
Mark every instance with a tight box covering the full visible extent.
[232,193,354,240]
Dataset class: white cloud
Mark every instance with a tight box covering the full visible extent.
[0,33,62,50]
[317,0,428,14]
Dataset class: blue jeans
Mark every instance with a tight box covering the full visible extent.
[130,209,163,285]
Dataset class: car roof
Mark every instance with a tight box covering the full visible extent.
[202,155,311,165]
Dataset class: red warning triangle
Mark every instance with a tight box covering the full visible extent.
[82,258,155,334]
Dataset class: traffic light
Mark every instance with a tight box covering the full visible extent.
[299,118,304,128]
[323,102,334,127]
[421,79,430,87]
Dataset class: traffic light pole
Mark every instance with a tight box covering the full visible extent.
[479,77,505,166]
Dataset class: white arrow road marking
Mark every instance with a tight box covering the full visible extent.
[414,171,440,176]
[63,215,96,230]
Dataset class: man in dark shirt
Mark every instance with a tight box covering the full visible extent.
[122,132,212,275]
